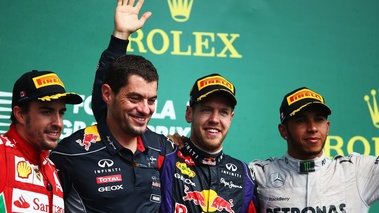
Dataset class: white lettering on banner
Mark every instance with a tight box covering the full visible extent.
[72,95,93,115]
[61,120,97,138]
[61,98,190,138]
[325,135,379,157]
[153,100,176,119]
[127,29,242,58]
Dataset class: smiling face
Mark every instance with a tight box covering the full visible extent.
[279,105,330,160]
[186,93,234,153]
[103,74,157,137]
[14,100,66,150]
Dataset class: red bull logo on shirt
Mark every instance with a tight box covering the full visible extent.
[178,185,235,213]
[76,126,101,151]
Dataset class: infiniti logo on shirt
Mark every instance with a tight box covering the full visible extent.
[98,159,114,168]
[226,163,237,171]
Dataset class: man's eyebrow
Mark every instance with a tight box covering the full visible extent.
[38,105,67,111]
[292,113,306,119]
[127,92,157,99]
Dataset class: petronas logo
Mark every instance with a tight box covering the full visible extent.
[167,0,194,22]
[364,89,379,128]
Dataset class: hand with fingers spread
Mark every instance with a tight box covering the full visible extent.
[113,0,152,40]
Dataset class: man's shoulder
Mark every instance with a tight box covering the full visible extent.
[333,153,378,165]
[222,154,250,171]
[142,128,168,141]
[142,129,176,154]
[0,134,12,146]
[248,157,281,169]
[0,134,17,151]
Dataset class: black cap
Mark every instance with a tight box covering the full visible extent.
[189,73,237,107]
[280,87,331,123]
[12,70,83,108]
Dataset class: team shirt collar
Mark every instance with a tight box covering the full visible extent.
[4,123,49,165]
[182,140,224,166]
[284,152,331,173]
[97,117,146,155]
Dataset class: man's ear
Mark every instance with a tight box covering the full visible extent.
[230,111,234,122]
[278,123,288,140]
[185,105,192,123]
[102,84,112,104]
[13,106,26,125]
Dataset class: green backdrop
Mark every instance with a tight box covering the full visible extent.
[1,0,379,211]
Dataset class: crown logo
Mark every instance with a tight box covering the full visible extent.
[167,0,194,22]
[364,89,379,128]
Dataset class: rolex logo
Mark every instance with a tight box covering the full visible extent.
[364,89,379,128]
[167,0,194,22]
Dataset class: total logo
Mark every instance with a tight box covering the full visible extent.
[96,174,122,184]
[176,185,235,213]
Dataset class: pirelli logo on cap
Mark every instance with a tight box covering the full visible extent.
[32,73,65,89]
[197,76,234,93]
[287,88,323,105]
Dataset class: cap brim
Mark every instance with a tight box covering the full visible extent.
[292,102,331,117]
[203,89,237,107]
[38,92,83,104]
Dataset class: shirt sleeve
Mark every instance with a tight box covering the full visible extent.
[91,36,129,122]
[0,136,7,193]
[354,155,379,205]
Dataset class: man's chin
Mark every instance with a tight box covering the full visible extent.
[130,127,148,136]
[43,142,59,151]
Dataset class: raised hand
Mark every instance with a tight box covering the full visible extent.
[113,0,152,40]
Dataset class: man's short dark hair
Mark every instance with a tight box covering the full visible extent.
[104,54,159,94]
[10,102,30,123]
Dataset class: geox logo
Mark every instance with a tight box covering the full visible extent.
[0,91,12,134]
[364,89,379,128]
[167,0,194,22]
